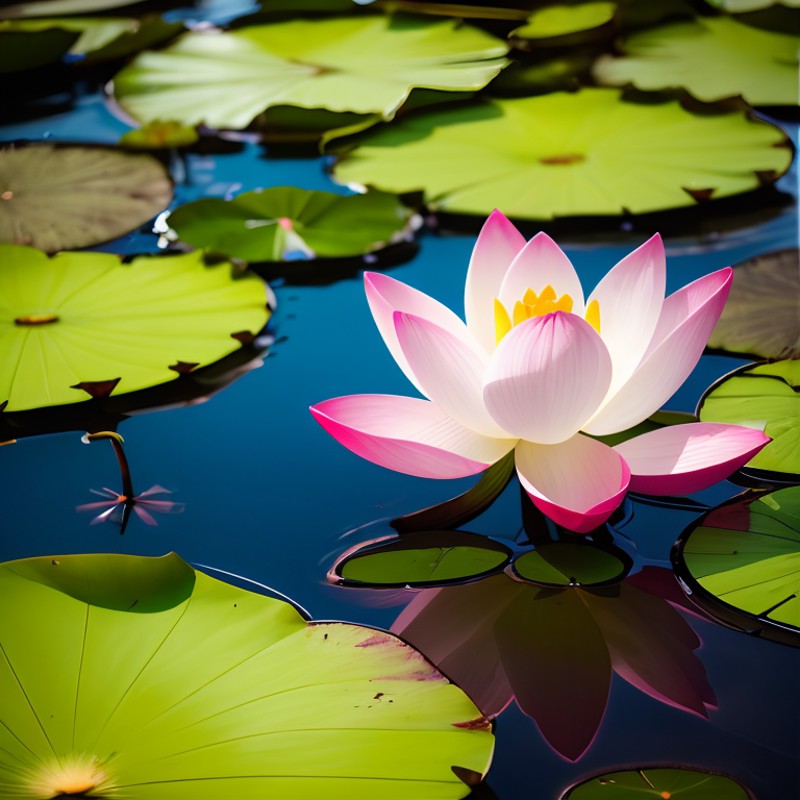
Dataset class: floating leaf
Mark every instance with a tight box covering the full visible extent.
[0,143,172,251]
[0,245,270,412]
[330,531,513,587]
[674,487,800,645]
[510,2,616,42]
[593,16,800,107]
[512,542,630,587]
[168,187,415,262]
[112,16,508,130]
[329,89,790,219]
[562,767,752,798]
[707,249,800,359]
[697,360,800,477]
[703,0,799,11]
[0,553,493,799]
[119,119,200,149]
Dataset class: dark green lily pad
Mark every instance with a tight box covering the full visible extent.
[674,487,800,646]
[697,360,800,478]
[112,16,508,130]
[705,0,799,10]
[168,187,416,262]
[0,553,494,799]
[512,542,631,587]
[707,249,800,360]
[593,16,800,107]
[330,532,513,587]
[562,767,753,798]
[0,245,270,412]
[329,89,791,219]
[0,143,173,251]
[0,0,153,16]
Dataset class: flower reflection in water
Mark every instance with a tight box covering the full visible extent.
[391,557,715,761]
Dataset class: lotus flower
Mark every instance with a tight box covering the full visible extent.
[311,211,768,533]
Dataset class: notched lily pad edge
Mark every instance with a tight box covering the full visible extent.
[671,493,800,649]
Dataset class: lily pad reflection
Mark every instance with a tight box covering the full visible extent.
[0,553,494,798]
[512,542,631,587]
[674,487,800,645]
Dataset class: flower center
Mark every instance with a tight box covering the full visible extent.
[493,285,601,345]
[15,312,59,326]
[28,755,111,798]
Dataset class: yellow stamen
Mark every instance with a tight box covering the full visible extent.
[539,284,556,303]
[493,298,512,346]
[585,299,601,335]
[523,288,538,305]
[513,300,529,327]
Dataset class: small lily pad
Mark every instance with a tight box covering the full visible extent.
[674,487,800,645]
[704,0,799,10]
[593,16,800,107]
[0,245,270,412]
[562,767,753,798]
[330,531,513,587]
[0,553,494,799]
[329,89,791,219]
[119,119,200,149]
[510,2,616,42]
[0,143,173,251]
[697,360,800,478]
[512,542,631,587]
[112,16,508,130]
[168,187,415,262]
[707,249,800,360]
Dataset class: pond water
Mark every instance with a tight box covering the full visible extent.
[2,5,800,800]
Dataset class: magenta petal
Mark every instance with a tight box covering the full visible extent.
[515,436,630,534]
[310,395,513,479]
[615,422,770,496]
[132,505,160,526]
[464,210,527,353]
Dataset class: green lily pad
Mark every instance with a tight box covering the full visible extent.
[562,767,753,798]
[512,542,630,587]
[0,553,493,799]
[707,249,800,360]
[168,187,415,262]
[112,16,508,130]
[0,0,153,16]
[329,89,791,219]
[674,487,800,645]
[0,143,173,251]
[119,119,200,149]
[697,360,800,477]
[0,245,270,412]
[331,532,513,587]
[593,16,800,107]
[704,0,799,10]
[510,2,616,41]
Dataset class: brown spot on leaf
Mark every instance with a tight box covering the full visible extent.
[168,361,200,374]
[538,154,585,165]
[70,378,121,399]
[682,187,715,203]
[231,330,255,344]
[452,716,492,732]
[452,766,483,787]
[755,170,778,186]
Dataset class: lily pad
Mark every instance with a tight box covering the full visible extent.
[0,143,173,251]
[562,767,753,798]
[0,0,154,16]
[510,2,616,42]
[168,187,415,262]
[674,487,800,645]
[330,531,513,587]
[707,249,800,360]
[704,0,799,10]
[0,245,270,412]
[0,553,493,799]
[512,542,631,587]
[593,16,800,107]
[697,360,800,477]
[119,119,200,149]
[329,89,791,219]
[112,16,508,130]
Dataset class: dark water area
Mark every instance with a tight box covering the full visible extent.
[2,59,799,800]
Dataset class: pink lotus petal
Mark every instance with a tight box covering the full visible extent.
[614,422,770,496]
[497,232,586,318]
[584,268,732,435]
[586,234,666,399]
[76,500,118,512]
[393,311,508,438]
[137,485,173,498]
[515,435,630,533]
[364,272,475,395]
[90,505,120,524]
[310,395,514,480]
[138,500,181,511]
[132,505,160,526]
[464,210,527,353]
[483,313,611,444]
